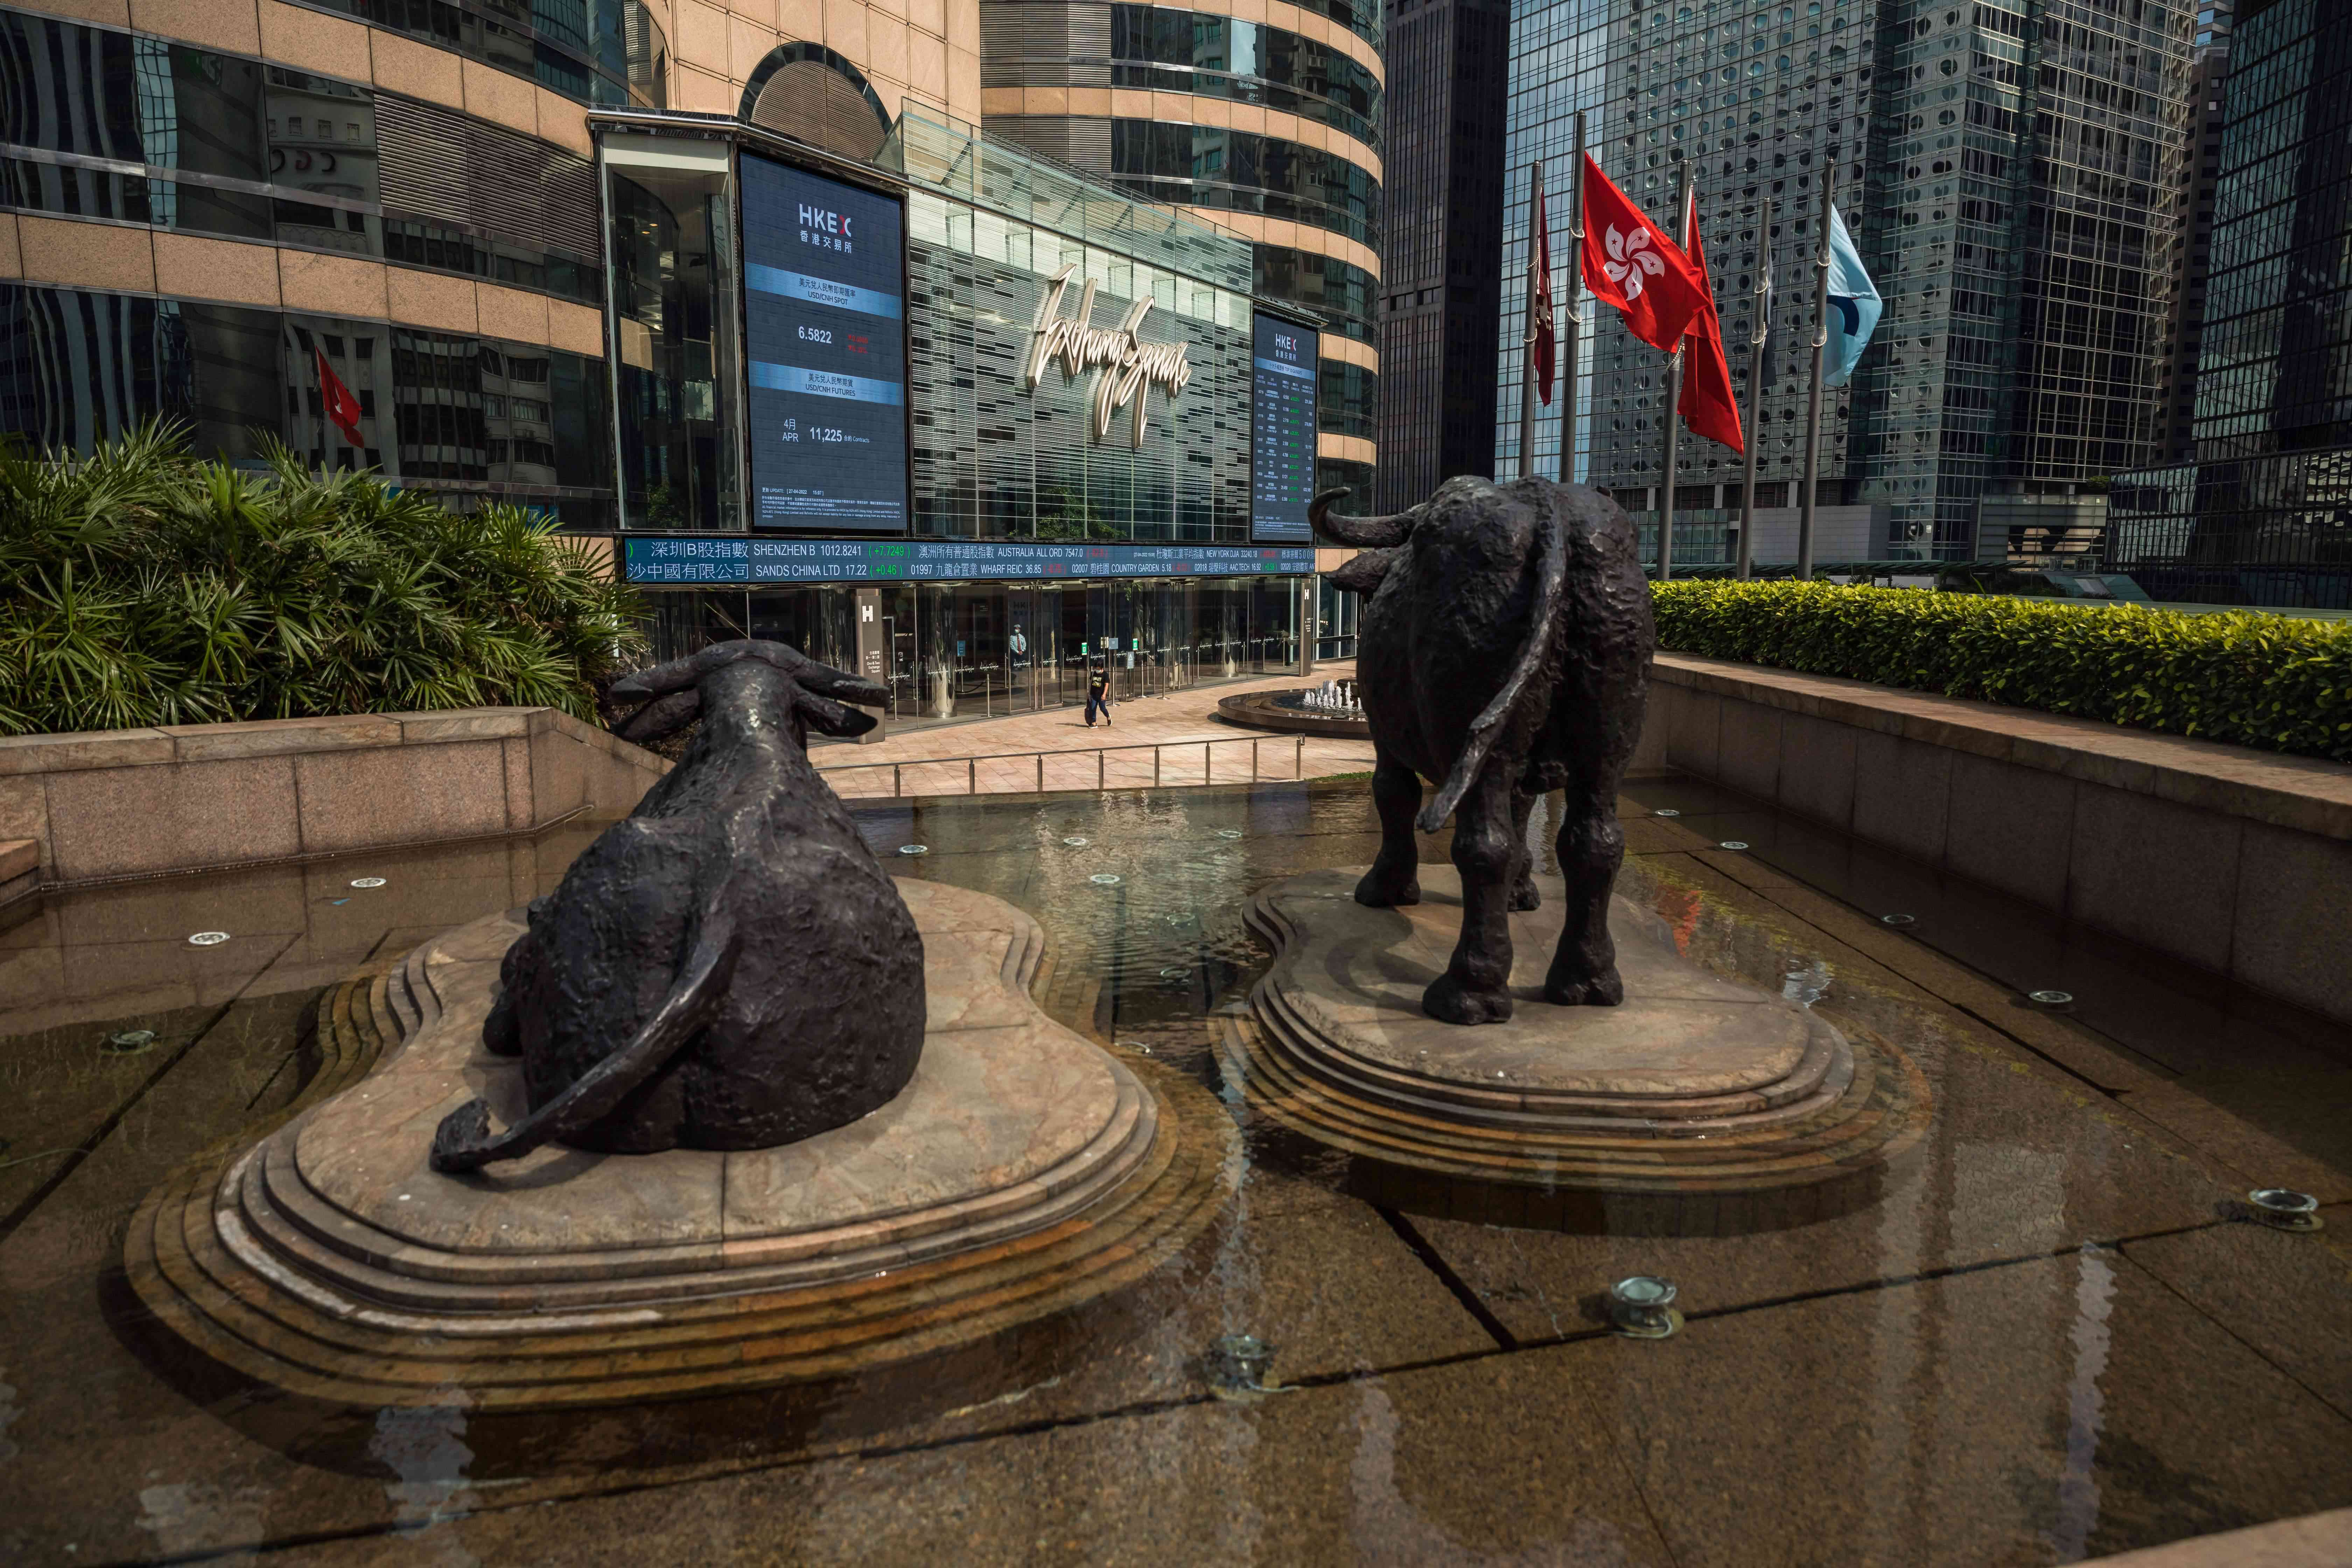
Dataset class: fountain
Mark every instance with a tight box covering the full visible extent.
[1215,676,1373,738]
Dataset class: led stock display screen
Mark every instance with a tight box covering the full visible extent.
[623,537,1317,583]
[741,154,908,531]
[1249,312,1320,544]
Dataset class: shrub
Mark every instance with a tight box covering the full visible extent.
[1651,579,2352,763]
[0,422,646,736]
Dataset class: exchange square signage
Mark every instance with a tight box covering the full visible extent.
[1023,264,1194,447]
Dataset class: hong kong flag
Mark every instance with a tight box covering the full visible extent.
[1580,154,1708,355]
[1675,192,1744,453]
[316,347,363,448]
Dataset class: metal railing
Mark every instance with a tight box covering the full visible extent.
[817,733,1312,797]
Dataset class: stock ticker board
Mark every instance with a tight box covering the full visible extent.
[622,538,1318,585]
[741,155,909,532]
[1249,313,1320,545]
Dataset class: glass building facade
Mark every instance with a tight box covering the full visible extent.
[606,108,1340,715]
[1494,0,2192,562]
[1493,0,1612,486]
[1372,0,1512,511]
[2109,0,2352,606]
[975,0,1385,502]
[0,9,619,521]
[0,6,1348,726]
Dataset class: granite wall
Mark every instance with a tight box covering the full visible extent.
[0,708,669,893]
[1644,654,2352,1029]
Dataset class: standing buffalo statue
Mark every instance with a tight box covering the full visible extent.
[430,640,923,1173]
[1312,476,1653,1025]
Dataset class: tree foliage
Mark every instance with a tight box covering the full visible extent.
[1651,579,2352,763]
[0,423,646,736]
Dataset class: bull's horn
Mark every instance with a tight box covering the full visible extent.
[1309,488,1415,548]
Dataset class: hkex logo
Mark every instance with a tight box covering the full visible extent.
[798,204,852,239]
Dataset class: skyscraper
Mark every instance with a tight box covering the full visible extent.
[2155,2,2233,464]
[976,0,1387,500]
[1579,0,1875,560]
[2109,0,2352,606]
[1911,0,2191,561]
[1494,0,2193,565]
[1493,0,1614,486]
[1372,0,1511,510]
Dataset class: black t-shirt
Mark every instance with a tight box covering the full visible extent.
[1088,672,1108,699]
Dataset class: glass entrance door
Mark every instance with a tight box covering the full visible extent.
[1007,587,1043,712]
[1058,586,1096,709]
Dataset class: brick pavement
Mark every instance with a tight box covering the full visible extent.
[811,662,1372,798]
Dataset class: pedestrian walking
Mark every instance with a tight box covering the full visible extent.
[1085,664,1113,727]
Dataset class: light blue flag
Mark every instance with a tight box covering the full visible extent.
[1823,203,1881,387]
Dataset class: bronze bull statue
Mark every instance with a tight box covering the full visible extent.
[430,640,923,1173]
[1314,476,1653,1024]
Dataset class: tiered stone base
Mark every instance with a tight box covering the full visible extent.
[1218,868,1928,1201]
[128,880,1229,1409]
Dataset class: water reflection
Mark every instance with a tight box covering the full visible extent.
[0,776,2343,1563]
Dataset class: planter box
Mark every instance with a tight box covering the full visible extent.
[1644,653,2352,1027]
[0,708,670,891]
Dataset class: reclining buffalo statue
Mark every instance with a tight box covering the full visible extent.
[430,640,923,1173]
[1312,476,1653,1025]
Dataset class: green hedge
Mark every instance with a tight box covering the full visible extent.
[1650,579,2352,763]
[0,423,646,736]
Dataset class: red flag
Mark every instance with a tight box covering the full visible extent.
[1530,167,1555,406]
[316,347,363,448]
[1675,192,1744,453]
[1579,154,1708,355]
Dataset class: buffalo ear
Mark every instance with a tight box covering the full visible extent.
[796,688,878,738]
[613,641,756,701]
[792,658,891,709]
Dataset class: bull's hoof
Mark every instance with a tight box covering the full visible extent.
[1508,878,1542,913]
[1543,966,1625,1008]
[1354,869,1421,908]
[1423,974,1513,1025]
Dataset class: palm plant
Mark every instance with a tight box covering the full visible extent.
[0,422,646,736]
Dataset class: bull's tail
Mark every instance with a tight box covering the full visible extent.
[429,913,740,1173]
[1415,507,1569,834]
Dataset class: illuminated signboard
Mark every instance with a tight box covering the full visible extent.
[1250,313,1319,544]
[624,537,1316,584]
[740,154,908,532]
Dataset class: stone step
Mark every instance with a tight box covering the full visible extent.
[1254,971,1848,1130]
[128,888,1235,1410]
[238,1076,1157,1308]
[131,1054,1232,1407]
[1216,1013,1923,1191]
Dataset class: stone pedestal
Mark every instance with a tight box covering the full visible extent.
[1217,868,1927,1201]
[129,881,1228,1409]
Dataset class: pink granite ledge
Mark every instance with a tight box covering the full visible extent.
[1653,653,2352,842]
[0,708,662,775]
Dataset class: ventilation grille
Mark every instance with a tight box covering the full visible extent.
[376,96,601,264]
[749,62,890,162]
[981,114,1112,175]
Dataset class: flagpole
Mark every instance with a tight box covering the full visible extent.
[1737,194,1771,580]
[1519,160,1541,481]
[1798,167,1835,581]
[1656,159,1690,581]
[1559,115,1586,484]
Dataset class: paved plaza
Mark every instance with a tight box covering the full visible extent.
[811,662,1372,798]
